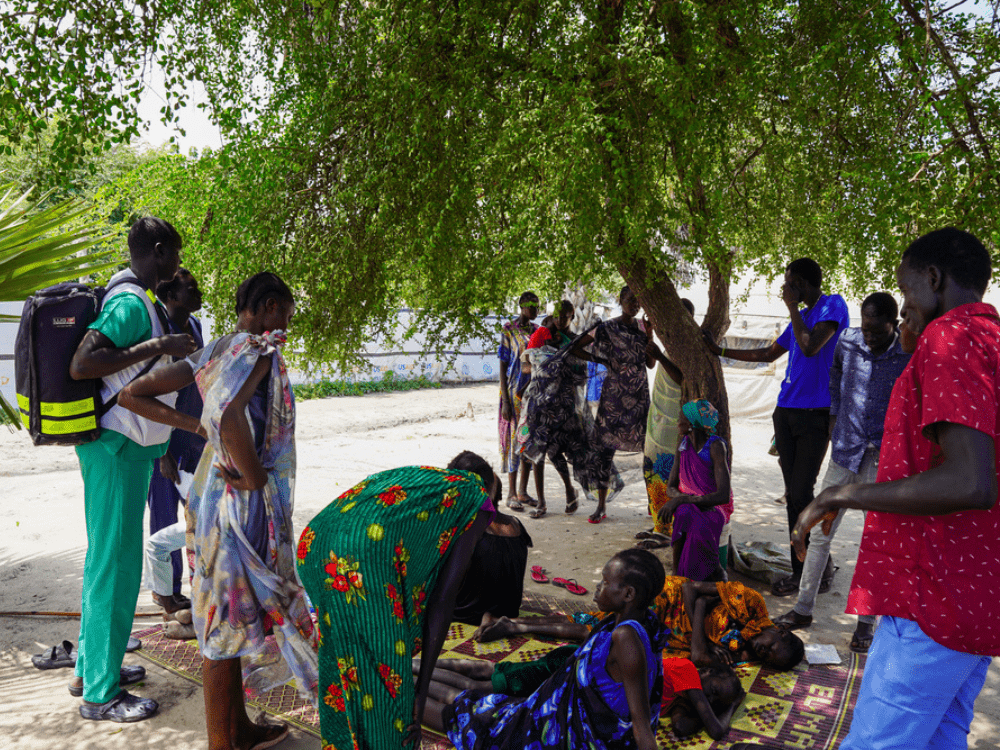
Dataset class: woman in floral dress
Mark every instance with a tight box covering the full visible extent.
[121,273,316,750]
[298,452,498,750]
[571,286,655,523]
[497,291,539,509]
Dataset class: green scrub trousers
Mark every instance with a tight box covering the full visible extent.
[75,432,161,704]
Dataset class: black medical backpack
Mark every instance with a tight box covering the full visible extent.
[14,279,163,446]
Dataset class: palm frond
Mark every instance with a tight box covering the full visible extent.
[0,184,120,426]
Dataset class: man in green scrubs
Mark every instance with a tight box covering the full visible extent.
[68,217,199,722]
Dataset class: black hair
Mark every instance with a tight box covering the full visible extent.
[902,227,992,295]
[618,285,633,305]
[680,298,695,315]
[768,629,806,671]
[155,267,191,303]
[861,292,898,321]
[610,548,666,610]
[699,665,743,715]
[128,216,181,258]
[558,300,574,316]
[518,291,539,306]
[540,315,557,333]
[447,451,495,490]
[235,272,294,315]
[786,258,822,289]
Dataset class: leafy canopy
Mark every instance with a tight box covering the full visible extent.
[5,1,1000,372]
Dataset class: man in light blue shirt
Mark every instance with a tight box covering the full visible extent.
[773,293,910,652]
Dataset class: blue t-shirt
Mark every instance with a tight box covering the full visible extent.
[775,294,850,409]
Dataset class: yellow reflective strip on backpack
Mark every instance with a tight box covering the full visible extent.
[20,412,30,429]
[39,398,96,417]
[41,415,98,435]
[17,393,29,411]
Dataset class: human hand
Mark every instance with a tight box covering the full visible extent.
[216,464,265,492]
[781,282,800,308]
[900,319,919,354]
[159,452,180,484]
[645,340,661,360]
[701,330,723,356]
[710,642,734,665]
[157,333,199,358]
[657,498,682,525]
[402,698,425,747]
[791,490,841,561]
[501,398,513,422]
[401,723,423,748]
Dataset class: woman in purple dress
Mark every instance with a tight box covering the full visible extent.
[639,400,733,582]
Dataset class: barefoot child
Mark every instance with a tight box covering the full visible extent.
[423,549,669,750]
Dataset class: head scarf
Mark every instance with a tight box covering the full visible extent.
[682,399,720,435]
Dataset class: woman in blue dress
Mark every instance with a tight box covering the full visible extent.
[420,549,668,750]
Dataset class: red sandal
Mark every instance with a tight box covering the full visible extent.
[552,578,588,596]
[530,565,549,583]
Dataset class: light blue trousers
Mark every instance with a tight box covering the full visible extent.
[841,616,992,749]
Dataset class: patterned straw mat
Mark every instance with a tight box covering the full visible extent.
[132,591,863,749]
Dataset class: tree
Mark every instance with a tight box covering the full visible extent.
[5,1,1000,435]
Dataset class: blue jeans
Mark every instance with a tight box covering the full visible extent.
[842,616,991,749]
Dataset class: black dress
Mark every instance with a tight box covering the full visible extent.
[452,520,532,625]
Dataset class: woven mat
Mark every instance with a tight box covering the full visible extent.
[132,591,863,749]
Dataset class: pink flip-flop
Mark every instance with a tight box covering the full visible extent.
[553,578,588,596]
[588,513,607,525]
[530,565,549,584]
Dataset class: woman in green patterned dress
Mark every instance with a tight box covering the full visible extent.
[298,452,498,750]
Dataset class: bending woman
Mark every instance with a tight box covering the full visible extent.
[640,399,733,582]
[297,452,497,749]
[119,272,317,750]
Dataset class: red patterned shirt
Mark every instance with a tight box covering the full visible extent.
[847,302,1000,656]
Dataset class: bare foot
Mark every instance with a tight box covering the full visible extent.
[634,529,655,540]
[234,721,288,750]
[471,612,498,642]
[474,616,518,643]
[636,536,670,550]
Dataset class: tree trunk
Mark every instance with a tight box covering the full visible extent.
[617,254,732,444]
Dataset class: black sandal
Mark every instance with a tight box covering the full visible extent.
[770,575,800,597]
[31,640,76,670]
[79,690,158,723]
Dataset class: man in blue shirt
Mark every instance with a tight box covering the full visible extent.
[773,293,910,651]
[706,258,850,595]
[145,268,205,614]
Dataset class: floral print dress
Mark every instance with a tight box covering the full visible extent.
[298,466,493,750]
[591,318,650,452]
[186,331,318,698]
[498,319,538,473]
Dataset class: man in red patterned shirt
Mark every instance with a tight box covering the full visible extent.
[793,227,998,748]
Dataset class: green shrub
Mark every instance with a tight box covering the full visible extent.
[293,371,442,401]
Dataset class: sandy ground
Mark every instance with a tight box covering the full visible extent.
[1,381,998,749]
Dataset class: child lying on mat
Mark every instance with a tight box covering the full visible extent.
[415,653,744,741]
[477,575,805,671]
[420,549,669,750]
